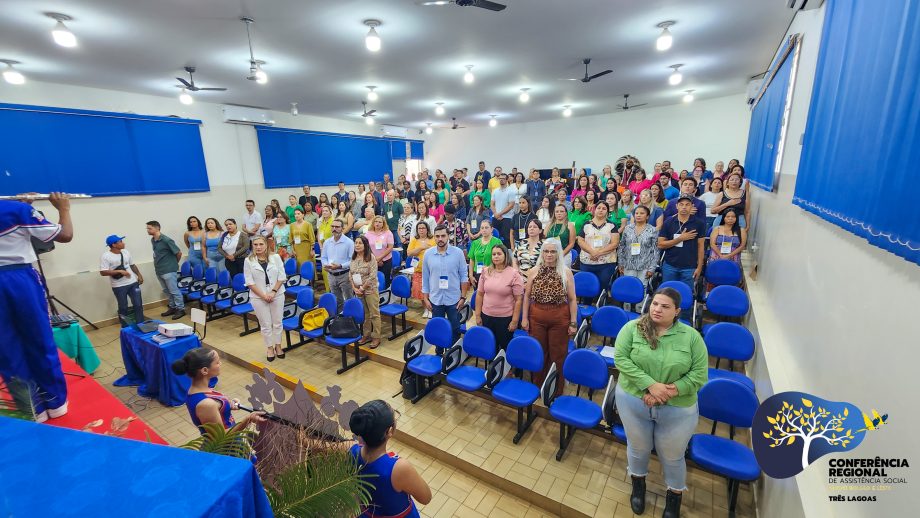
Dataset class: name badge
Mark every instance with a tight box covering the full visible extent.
[720,241,733,255]
[375,240,383,250]
[518,228,526,239]
[592,237,604,249]
[438,276,449,290]
[352,273,363,285]
[387,211,394,219]
[193,242,201,250]
[674,233,683,248]
[471,219,478,229]
[294,236,302,245]
[630,242,641,256]
[476,263,484,274]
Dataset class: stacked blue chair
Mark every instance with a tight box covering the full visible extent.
[403,317,454,404]
[180,264,205,299]
[226,274,257,336]
[200,270,231,319]
[299,292,337,344]
[189,267,218,306]
[584,306,630,369]
[608,276,646,320]
[687,379,761,517]
[322,297,370,374]
[379,275,412,340]
[705,323,755,393]
[545,348,611,460]
[285,261,315,298]
[658,280,698,328]
[702,285,749,334]
[487,336,543,443]
[444,326,496,392]
[574,271,601,325]
[283,288,316,350]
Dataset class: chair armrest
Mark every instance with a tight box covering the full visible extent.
[216,286,233,301]
[403,333,424,362]
[230,290,250,307]
[596,289,609,308]
[485,351,507,389]
[573,320,590,350]
[541,363,559,407]
[457,303,472,324]
[201,282,219,297]
[285,274,302,288]
[178,275,192,288]
[442,343,464,375]
[601,375,617,426]
[378,289,392,307]
[282,302,297,320]
[322,316,335,336]
[189,279,206,292]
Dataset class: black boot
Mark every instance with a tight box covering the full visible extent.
[630,476,647,515]
[662,490,682,518]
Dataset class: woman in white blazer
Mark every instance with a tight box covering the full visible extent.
[243,236,287,361]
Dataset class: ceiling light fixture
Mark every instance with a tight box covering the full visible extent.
[366,86,378,101]
[668,64,684,86]
[562,105,572,117]
[488,115,497,127]
[519,88,530,103]
[463,65,475,84]
[241,17,268,85]
[45,12,77,48]
[179,88,194,105]
[0,60,25,85]
[364,20,382,52]
[682,89,695,103]
[425,123,433,135]
[365,114,375,125]
[656,21,675,51]
[434,102,445,115]
[291,102,299,116]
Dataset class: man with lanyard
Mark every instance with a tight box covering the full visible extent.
[321,219,355,313]
[421,224,469,344]
[100,234,145,325]
[658,194,706,316]
[0,192,73,422]
[242,199,262,238]
[490,173,516,247]
[662,177,707,223]
[473,161,491,189]
[526,168,546,208]
[299,186,318,211]
[383,189,404,246]
[332,181,349,206]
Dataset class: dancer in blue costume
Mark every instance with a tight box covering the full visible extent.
[0,193,73,422]
[172,348,264,431]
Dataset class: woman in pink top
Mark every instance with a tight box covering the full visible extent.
[426,191,445,224]
[570,175,591,200]
[627,169,653,200]
[475,244,524,352]
[365,215,395,287]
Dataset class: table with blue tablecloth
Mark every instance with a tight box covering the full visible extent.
[0,416,273,517]
[114,323,215,406]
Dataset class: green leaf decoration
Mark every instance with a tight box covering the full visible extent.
[265,450,375,518]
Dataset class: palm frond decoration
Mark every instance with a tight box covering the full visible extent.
[0,378,38,421]
[181,422,256,459]
[265,450,375,518]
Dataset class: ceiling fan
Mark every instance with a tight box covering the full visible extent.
[361,101,377,118]
[560,58,613,83]
[450,117,466,130]
[617,94,647,110]
[417,0,507,12]
[175,66,227,92]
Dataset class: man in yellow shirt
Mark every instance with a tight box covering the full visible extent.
[488,166,503,192]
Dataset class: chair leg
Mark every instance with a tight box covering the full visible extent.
[728,479,739,518]
[513,404,537,444]
[239,314,259,337]
[387,313,411,341]
[410,375,440,404]
[555,423,576,461]
[711,420,718,435]
[335,340,370,374]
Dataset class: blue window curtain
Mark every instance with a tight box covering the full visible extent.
[793,0,920,265]
[409,140,424,160]
[0,103,209,197]
[256,127,393,188]
[744,37,797,191]
[390,140,408,160]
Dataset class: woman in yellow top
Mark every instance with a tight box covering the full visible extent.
[290,207,316,268]
[407,220,436,318]
[317,205,334,292]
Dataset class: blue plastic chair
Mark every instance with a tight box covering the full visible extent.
[300,292,337,343]
[283,257,298,277]
[445,326,496,392]
[701,285,749,334]
[283,288,316,349]
[585,306,629,368]
[323,297,369,374]
[546,348,610,460]
[488,336,544,443]
[705,322,755,393]
[390,249,402,278]
[658,280,697,328]
[705,259,742,287]
[609,276,645,320]
[225,273,257,337]
[404,317,454,404]
[574,271,601,324]
[379,275,412,340]
[200,270,231,316]
[286,261,315,297]
[184,265,209,300]
[687,379,761,516]
[377,270,387,292]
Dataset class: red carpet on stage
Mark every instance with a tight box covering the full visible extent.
[46,351,168,444]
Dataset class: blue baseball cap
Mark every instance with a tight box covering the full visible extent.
[105,234,125,246]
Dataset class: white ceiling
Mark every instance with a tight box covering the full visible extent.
[1,0,794,128]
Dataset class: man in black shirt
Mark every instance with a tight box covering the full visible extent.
[658,195,706,313]
[299,185,318,210]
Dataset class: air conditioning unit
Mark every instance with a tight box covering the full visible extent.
[221,105,275,126]
[746,79,765,105]
[785,0,824,10]
[380,125,409,139]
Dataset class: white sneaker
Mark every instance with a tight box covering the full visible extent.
[34,410,49,423]
[47,401,69,419]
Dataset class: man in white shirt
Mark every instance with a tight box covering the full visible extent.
[321,219,355,313]
[490,173,517,246]
[242,199,262,238]
[100,235,145,325]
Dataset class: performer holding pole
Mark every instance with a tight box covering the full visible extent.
[0,192,73,422]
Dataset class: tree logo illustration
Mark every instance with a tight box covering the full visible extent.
[752,391,887,478]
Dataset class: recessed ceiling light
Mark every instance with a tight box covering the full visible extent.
[519,88,530,103]
[425,123,433,135]
[45,13,77,48]
[656,21,675,51]
[434,102,445,115]
[488,115,497,127]
[682,90,695,103]
[0,60,25,85]
[364,20,382,52]
[668,64,684,86]
[366,86,378,101]
[179,88,193,105]
[463,65,475,84]
[562,105,572,117]
[291,102,298,116]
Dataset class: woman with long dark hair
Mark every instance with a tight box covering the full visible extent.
[221,219,250,278]
[202,217,225,273]
[350,235,382,349]
[184,216,205,269]
[708,208,746,265]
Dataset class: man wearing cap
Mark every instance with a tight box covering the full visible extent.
[658,194,707,314]
[100,235,145,326]
[662,177,706,223]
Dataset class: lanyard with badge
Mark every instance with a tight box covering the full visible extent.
[720,236,734,255]
[674,221,688,248]
[517,214,528,240]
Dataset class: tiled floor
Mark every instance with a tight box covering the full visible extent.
[86,295,756,518]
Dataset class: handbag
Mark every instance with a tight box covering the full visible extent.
[301,307,329,331]
[327,315,361,338]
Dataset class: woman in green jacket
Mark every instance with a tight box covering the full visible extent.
[467,219,503,288]
[567,196,592,236]
[613,286,708,518]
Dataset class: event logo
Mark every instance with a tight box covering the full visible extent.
[753,391,887,479]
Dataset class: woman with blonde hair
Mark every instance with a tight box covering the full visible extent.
[243,236,287,362]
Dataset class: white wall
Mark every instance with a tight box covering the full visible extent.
[746,4,920,517]
[422,93,751,174]
[0,80,377,322]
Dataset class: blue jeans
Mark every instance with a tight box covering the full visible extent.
[661,262,695,320]
[431,303,461,346]
[615,384,699,491]
[391,229,402,247]
[157,271,185,310]
[112,282,144,323]
[207,251,226,273]
[580,262,617,292]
